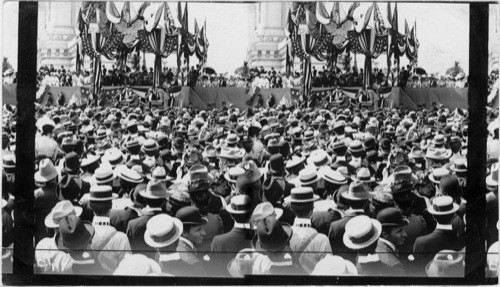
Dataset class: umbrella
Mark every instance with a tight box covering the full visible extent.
[415,67,427,75]
[203,67,216,75]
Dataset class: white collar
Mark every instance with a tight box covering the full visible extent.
[436,223,453,230]
[357,253,380,264]
[159,252,181,262]
[92,216,110,226]
[346,208,365,215]
[180,236,195,249]
[378,237,396,252]
[142,206,163,215]
[233,222,253,229]
[293,218,312,228]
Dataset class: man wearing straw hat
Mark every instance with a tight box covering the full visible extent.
[143,213,203,276]
[126,180,168,258]
[35,200,82,273]
[211,195,255,276]
[287,187,332,274]
[412,196,465,275]
[34,158,60,244]
[88,185,131,273]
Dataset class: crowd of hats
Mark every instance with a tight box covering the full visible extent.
[2,97,499,278]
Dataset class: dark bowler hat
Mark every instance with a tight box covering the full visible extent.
[376,207,409,227]
[175,206,208,226]
[63,152,81,173]
[268,154,285,175]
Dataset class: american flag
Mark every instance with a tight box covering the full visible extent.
[373,3,387,36]
[138,29,178,57]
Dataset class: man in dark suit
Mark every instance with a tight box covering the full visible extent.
[211,195,254,276]
[412,196,465,276]
[376,207,408,276]
[126,181,167,258]
[328,182,370,264]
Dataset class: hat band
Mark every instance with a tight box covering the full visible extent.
[90,190,113,200]
[230,202,251,212]
[291,192,314,201]
[300,175,317,184]
[153,174,167,180]
[348,225,376,244]
[433,202,454,213]
[314,157,328,167]
[358,175,371,181]
[169,196,190,206]
[96,173,113,182]
[121,173,140,182]
[150,227,178,243]
[144,145,157,151]
[109,155,123,166]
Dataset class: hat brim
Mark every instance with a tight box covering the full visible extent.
[299,177,319,186]
[381,218,409,228]
[89,193,119,201]
[428,202,460,215]
[226,205,251,214]
[181,216,209,226]
[351,176,376,183]
[450,166,467,173]
[343,219,382,250]
[144,218,183,248]
[342,192,371,201]
[118,174,143,184]
[34,171,58,183]
[287,194,320,203]
[44,206,83,228]
[486,175,498,187]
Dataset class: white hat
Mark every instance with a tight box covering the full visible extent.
[343,215,382,250]
[311,254,358,276]
[428,196,459,215]
[144,214,183,248]
[44,200,83,229]
[114,254,162,276]
[34,159,58,183]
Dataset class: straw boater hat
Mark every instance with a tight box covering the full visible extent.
[311,254,358,276]
[298,167,320,186]
[307,149,332,169]
[144,213,183,248]
[118,167,143,184]
[251,202,283,222]
[450,158,467,174]
[89,185,118,201]
[429,167,451,184]
[226,194,252,214]
[425,147,452,161]
[288,187,320,203]
[343,215,382,250]
[351,167,375,183]
[428,196,459,215]
[322,168,347,185]
[224,166,246,184]
[94,166,115,184]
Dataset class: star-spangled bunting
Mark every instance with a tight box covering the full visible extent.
[347,30,387,58]
[138,29,178,57]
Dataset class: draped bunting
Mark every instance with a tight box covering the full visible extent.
[138,29,177,57]
[195,20,208,65]
[347,29,387,58]
[138,28,178,87]
[406,22,419,61]
[81,27,124,60]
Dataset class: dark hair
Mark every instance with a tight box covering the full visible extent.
[42,124,54,135]
[231,213,251,224]
[290,202,314,218]
[144,197,165,208]
[90,200,112,216]
[347,198,368,210]
[433,213,455,225]
[356,240,378,255]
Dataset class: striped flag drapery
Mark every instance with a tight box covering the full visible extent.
[138,28,178,87]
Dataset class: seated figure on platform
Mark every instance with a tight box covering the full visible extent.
[357,87,374,109]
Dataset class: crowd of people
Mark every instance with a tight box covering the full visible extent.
[1,95,498,278]
[1,62,478,92]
